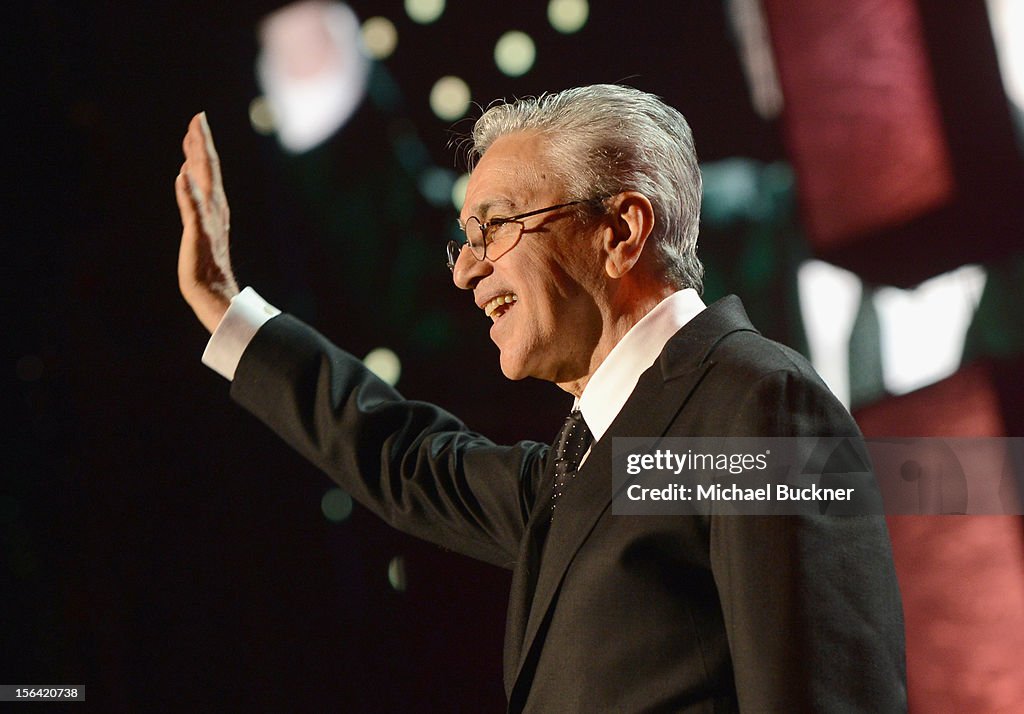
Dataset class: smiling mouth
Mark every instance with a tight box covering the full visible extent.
[483,293,518,322]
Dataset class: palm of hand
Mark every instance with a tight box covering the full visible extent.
[175,112,239,333]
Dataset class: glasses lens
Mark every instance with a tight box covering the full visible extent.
[463,217,486,260]
[486,221,524,261]
[451,217,526,269]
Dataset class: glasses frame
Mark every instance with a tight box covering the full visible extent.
[447,199,600,272]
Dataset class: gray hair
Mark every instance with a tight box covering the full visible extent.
[468,85,703,292]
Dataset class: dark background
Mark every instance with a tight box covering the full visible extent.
[7,1,1023,711]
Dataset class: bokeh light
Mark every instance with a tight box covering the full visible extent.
[429,75,471,121]
[248,96,276,135]
[548,0,589,34]
[494,31,536,77]
[418,167,457,207]
[405,0,445,24]
[361,16,398,60]
[363,347,402,386]
[321,487,354,523]
[388,556,408,591]
[451,172,470,210]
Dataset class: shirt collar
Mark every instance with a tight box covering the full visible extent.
[575,289,706,442]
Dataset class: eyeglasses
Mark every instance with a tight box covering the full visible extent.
[446,199,599,272]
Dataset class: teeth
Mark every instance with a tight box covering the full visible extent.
[484,294,518,319]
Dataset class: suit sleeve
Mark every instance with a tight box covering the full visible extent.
[229,314,547,570]
[709,367,907,713]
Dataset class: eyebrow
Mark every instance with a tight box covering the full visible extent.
[471,198,518,220]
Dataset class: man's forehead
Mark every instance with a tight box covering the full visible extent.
[462,134,558,217]
[462,182,535,221]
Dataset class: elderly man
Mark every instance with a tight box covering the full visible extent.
[176,85,906,712]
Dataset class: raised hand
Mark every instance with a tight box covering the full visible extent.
[175,112,240,333]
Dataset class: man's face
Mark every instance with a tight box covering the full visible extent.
[453,132,606,384]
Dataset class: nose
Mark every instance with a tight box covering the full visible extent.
[451,246,493,290]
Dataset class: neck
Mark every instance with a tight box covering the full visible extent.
[556,284,676,398]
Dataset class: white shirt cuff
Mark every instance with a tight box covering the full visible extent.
[201,287,282,381]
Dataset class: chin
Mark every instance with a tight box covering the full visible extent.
[498,355,529,381]
[499,346,542,381]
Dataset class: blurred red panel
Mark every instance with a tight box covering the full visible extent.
[763,0,955,253]
[886,514,1024,712]
[855,362,1004,438]
[854,365,1024,713]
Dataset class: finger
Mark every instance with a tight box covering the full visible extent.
[183,169,212,231]
[181,114,202,166]
[182,113,214,197]
[174,172,198,225]
[184,168,230,248]
[175,174,200,289]
[198,112,225,198]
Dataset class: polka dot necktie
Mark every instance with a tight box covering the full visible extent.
[550,410,593,516]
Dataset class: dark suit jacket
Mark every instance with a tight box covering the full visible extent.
[231,295,907,713]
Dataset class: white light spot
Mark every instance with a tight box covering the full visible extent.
[727,0,784,120]
[388,556,408,591]
[494,31,536,77]
[363,347,402,386]
[873,265,987,395]
[429,75,471,121]
[248,96,275,135]
[798,260,989,405]
[405,0,444,24]
[988,0,1024,113]
[321,487,353,522]
[547,0,589,34]
[451,172,470,210]
[797,260,863,408]
[361,16,398,60]
[256,1,369,153]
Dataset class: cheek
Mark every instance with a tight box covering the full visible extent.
[512,239,599,318]
[525,275,573,330]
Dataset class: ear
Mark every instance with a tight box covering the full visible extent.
[603,192,655,279]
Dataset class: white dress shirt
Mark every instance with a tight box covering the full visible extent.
[202,287,280,380]
[575,289,706,443]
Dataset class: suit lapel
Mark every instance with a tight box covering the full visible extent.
[506,295,760,704]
